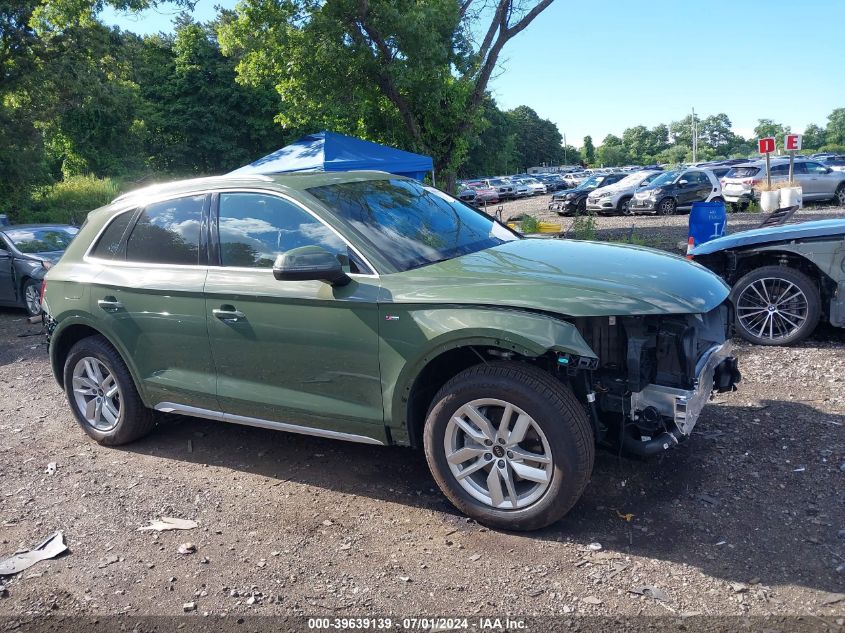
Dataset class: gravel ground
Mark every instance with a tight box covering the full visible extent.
[482,196,845,251]
[0,215,844,628]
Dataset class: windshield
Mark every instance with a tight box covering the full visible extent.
[489,179,507,186]
[617,172,654,188]
[648,170,680,188]
[307,179,518,272]
[4,227,78,253]
[577,176,603,189]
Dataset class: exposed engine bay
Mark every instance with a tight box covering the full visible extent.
[566,302,741,456]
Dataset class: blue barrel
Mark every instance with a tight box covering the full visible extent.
[689,201,726,247]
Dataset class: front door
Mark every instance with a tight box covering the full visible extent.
[205,191,384,442]
[0,236,15,304]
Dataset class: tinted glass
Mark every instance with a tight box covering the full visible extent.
[770,164,789,175]
[5,227,78,254]
[805,161,828,174]
[725,166,760,178]
[126,195,204,265]
[307,178,517,272]
[217,193,348,269]
[650,170,680,187]
[91,211,134,259]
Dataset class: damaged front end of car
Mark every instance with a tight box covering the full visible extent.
[565,302,741,456]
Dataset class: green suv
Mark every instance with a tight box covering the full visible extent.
[42,172,740,531]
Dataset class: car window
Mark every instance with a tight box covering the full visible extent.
[770,164,789,175]
[4,226,78,254]
[217,192,350,270]
[307,178,517,272]
[804,161,828,174]
[125,195,205,265]
[726,166,760,178]
[90,211,135,260]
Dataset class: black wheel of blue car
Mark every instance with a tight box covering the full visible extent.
[657,197,676,215]
[423,362,594,531]
[64,335,156,445]
[22,278,42,316]
[730,266,821,346]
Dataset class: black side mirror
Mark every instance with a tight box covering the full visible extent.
[678,180,688,187]
[272,246,351,286]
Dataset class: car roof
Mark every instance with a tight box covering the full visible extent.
[111,170,400,205]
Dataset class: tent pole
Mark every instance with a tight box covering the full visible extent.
[432,171,436,188]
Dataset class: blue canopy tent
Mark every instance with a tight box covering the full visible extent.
[229,131,434,182]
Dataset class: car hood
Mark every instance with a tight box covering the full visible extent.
[383,239,729,316]
[691,219,845,256]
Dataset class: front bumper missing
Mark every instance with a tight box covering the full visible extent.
[629,342,738,437]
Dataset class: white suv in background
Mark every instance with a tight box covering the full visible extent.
[721,159,845,211]
[586,170,661,215]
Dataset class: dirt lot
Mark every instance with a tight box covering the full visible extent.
[0,215,844,627]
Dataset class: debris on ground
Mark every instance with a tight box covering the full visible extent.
[177,542,197,555]
[0,532,67,576]
[45,462,57,476]
[581,596,602,605]
[630,586,670,602]
[183,601,196,612]
[137,518,198,532]
[587,542,602,551]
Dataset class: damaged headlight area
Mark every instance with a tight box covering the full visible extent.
[566,303,741,457]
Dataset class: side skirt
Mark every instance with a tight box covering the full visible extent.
[154,402,385,446]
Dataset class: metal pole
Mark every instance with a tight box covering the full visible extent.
[564,133,567,165]
[432,171,436,188]
[788,150,794,183]
[765,151,771,188]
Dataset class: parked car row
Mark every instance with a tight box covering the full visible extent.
[459,173,572,203]
[720,158,845,211]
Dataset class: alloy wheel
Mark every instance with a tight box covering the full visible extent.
[24,283,41,315]
[444,398,553,510]
[736,277,809,342]
[71,357,123,431]
[836,185,845,206]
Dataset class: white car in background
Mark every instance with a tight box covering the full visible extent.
[507,178,530,197]
[586,170,661,215]
[520,177,547,195]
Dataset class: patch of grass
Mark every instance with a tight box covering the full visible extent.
[571,212,597,241]
[519,215,541,234]
[25,175,121,225]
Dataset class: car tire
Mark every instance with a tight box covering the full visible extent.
[835,183,845,207]
[730,201,749,213]
[577,198,587,214]
[657,197,676,215]
[730,266,821,346]
[22,278,42,317]
[618,196,633,216]
[63,335,156,445]
[423,362,594,531]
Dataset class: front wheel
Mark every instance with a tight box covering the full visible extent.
[730,266,821,346]
[22,278,42,316]
[423,363,594,531]
[618,196,633,216]
[657,197,677,215]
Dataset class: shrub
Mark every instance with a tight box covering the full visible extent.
[26,175,121,225]
[519,215,540,234]
[571,212,597,241]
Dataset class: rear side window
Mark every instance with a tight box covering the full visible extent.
[125,195,205,265]
[770,164,789,175]
[90,211,134,260]
[725,167,760,178]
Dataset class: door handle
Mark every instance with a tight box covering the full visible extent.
[213,307,246,323]
[98,297,124,313]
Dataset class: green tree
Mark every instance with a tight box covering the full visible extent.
[699,113,735,156]
[506,105,563,170]
[582,135,595,165]
[595,134,628,166]
[802,123,826,150]
[825,108,845,146]
[218,0,554,189]
[753,118,790,142]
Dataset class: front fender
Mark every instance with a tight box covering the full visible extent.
[378,305,596,443]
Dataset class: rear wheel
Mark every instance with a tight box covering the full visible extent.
[730,201,749,213]
[618,196,633,216]
[835,183,845,207]
[730,266,821,346]
[657,197,676,215]
[423,362,594,531]
[63,335,156,445]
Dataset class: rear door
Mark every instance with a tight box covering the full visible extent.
[89,194,218,411]
[204,191,384,442]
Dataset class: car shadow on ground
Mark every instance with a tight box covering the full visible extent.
[119,398,845,595]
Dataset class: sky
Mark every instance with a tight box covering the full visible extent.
[101,0,845,146]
